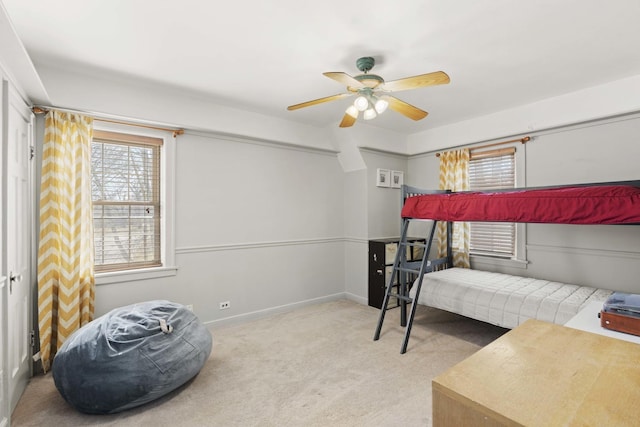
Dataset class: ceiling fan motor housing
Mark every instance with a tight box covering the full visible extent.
[356,57,375,73]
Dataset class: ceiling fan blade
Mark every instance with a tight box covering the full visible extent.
[339,113,357,128]
[323,72,365,90]
[386,96,429,121]
[287,93,351,111]
[382,71,450,92]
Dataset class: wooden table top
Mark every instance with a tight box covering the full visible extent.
[433,319,640,426]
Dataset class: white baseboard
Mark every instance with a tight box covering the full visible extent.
[203,292,348,328]
[344,292,368,306]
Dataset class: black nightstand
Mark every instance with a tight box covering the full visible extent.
[368,237,426,309]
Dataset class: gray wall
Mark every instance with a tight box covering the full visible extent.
[341,150,411,304]
[408,114,640,292]
[43,111,640,324]
[94,131,347,323]
[362,149,408,239]
[343,169,368,304]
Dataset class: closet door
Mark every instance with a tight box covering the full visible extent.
[4,81,33,414]
[0,76,8,427]
[0,275,6,427]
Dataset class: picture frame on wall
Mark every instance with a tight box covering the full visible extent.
[376,168,390,187]
[391,170,404,188]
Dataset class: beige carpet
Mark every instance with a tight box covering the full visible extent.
[11,299,506,426]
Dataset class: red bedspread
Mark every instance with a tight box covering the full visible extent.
[401,185,640,224]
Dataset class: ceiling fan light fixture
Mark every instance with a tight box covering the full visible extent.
[363,108,377,120]
[286,57,449,127]
[374,97,389,114]
[345,105,359,118]
[354,95,369,111]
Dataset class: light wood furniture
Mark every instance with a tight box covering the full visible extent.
[432,319,640,426]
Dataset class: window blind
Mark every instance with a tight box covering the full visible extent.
[91,130,162,272]
[469,148,515,257]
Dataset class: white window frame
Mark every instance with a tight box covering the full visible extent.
[469,143,528,269]
[93,121,177,284]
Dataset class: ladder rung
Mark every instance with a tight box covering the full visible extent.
[388,294,413,303]
[399,241,427,249]
[398,260,431,270]
[397,267,421,274]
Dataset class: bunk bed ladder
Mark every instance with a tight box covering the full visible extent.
[373,217,440,354]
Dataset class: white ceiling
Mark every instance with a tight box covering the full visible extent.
[3,0,640,135]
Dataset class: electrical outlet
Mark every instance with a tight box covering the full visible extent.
[219,301,230,310]
[185,304,194,311]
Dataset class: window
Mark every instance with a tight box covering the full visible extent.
[92,130,162,271]
[468,147,516,258]
[90,123,176,284]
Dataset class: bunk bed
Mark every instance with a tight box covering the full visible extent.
[401,182,640,225]
[374,181,640,353]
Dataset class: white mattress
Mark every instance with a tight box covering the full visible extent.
[410,268,612,329]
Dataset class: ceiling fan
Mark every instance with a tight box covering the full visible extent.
[287,57,450,128]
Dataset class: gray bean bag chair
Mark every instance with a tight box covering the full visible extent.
[52,300,213,414]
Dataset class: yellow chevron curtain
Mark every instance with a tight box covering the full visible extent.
[437,149,470,268]
[37,111,95,372]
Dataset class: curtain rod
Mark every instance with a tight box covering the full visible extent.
[435,136,530,157]
[31,106,185,138]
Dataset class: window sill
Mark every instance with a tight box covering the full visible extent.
[470,254,529,270]
[95,266,178,285]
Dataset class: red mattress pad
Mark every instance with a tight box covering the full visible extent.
[401,185,640,224]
